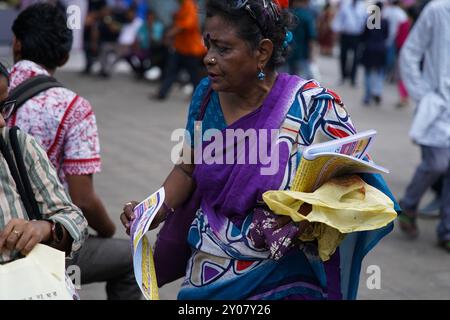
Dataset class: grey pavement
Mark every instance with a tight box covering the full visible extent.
[11,51,450,299]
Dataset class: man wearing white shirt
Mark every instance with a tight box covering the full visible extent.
[332,0,367,86]
[98,4,142,77]
[398,0,450,253]
[118,15,143,45]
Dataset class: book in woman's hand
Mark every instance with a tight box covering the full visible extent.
[292,130,389,193]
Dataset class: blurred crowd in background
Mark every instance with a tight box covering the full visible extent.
[0,0,433,104]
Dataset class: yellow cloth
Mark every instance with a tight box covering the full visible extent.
[263,175,397,261]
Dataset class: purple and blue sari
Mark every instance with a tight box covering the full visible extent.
[154,73,399,300]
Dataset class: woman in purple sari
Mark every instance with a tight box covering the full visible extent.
[121,0,399,300]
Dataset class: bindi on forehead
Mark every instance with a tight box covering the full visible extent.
[204,32,231,46]
[205,16,238,36]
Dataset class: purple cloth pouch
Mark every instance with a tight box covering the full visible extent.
[153,85,211,286]
[248,207,302,260]
[153,191,201,287]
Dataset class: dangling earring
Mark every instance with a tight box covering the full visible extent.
[257,67,265,81]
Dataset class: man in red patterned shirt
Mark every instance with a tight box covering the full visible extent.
[7,3,141,299]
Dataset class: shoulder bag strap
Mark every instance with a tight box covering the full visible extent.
[0,129,38,220]
[9,127,41,220]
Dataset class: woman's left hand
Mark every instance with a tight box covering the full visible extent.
[0,218,52,255]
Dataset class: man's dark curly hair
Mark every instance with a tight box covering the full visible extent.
[12,3,73,70]
[205,0,296,69]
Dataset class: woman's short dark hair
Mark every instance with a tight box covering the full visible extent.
[12,3,73,70]
[205,0,296,69]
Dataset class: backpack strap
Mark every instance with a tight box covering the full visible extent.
[9,127,41,220]
[7,75,64,113]
[0,128,40,220]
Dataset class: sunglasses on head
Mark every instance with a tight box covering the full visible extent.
[226,0,280,36]
[0,99,16,120]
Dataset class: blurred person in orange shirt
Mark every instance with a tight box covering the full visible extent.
[154,0,206,100]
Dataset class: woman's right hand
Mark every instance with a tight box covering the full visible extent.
[120,201,170,235]
[121,201,138,235]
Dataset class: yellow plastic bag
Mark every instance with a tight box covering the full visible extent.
[263,175,397,261]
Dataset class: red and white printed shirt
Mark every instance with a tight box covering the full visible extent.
[7,60,101,187]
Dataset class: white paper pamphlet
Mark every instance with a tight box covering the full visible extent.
[130,187,165,300]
